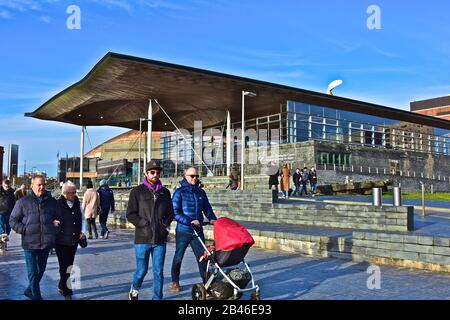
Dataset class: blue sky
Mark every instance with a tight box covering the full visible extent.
[1,0,450,177]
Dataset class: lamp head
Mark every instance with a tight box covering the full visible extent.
[243,91,257,97]
[326,80,343,95]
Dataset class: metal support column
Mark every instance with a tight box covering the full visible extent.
[138,118,142,184]
[241,93,245,190]
[80,126,85,189]
[226,110,231,177]
[147,99,153,163]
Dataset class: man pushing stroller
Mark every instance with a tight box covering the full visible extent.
[170,167,217,292]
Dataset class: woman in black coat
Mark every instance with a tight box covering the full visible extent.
[55,181,86,300]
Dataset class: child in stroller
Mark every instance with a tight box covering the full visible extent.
[191,217,260,300]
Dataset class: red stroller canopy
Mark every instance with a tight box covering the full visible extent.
[214,217,255,251]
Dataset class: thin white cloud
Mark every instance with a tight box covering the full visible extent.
[90,0,185,12]
[39,15,50,23]
[0,8,10,18]
[370,46,400,58]
[139,0,184,10]
[0,0,42,12]
[339,66,416,75]
[91,0,132,12]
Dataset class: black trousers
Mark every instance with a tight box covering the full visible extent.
[86,218,98,236]
[55,244,78,296]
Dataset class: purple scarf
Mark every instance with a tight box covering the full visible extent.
[143,177,162,193]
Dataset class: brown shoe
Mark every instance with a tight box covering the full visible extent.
[170,281,181,292]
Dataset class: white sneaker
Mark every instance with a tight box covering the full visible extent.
[129,288,139,300]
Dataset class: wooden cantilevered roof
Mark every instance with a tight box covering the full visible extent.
[26,52,450,132]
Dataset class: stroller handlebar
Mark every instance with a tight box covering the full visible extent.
[191,221,210,228]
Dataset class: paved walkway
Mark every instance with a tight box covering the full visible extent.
[1,228,450,300]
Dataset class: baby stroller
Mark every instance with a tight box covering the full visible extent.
[191,217,260,300]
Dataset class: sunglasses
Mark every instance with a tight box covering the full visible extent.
[148,170,161,176]
[187,175,199,179]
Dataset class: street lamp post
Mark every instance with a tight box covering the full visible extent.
[138,117,143,185]
[241,90,256,190]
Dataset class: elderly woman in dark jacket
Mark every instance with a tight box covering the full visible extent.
[55,181,86,300]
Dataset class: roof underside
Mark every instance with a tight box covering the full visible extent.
[27,52,450,132]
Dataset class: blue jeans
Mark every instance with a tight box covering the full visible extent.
[0,214,11,235]
[292,183,301,196]
[131,243,166,300]
[300,182,308,196]
[99,208,109,236]
[24,248,51,300]
[311,182,317,194]
[171,231,207,284]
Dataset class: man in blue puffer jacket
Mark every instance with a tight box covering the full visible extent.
[170,167,217,293]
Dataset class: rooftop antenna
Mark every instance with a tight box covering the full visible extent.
[327,80,343,95]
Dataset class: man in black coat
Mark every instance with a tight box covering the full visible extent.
[292,168,302,197]
[0,179,15,238]
[126,160,174,300]
[9,175,61,300]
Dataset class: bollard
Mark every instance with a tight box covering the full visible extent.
[420,182,426,217]
[372,187,382,206]
[393,186,402,206]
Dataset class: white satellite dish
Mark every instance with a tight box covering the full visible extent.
[327,80,343,95]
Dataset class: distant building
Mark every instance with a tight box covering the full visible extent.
[85,130,162,161]
[411,95,450,121]
[0,146,4,184]
[58,156,97,184]
[58,130,164,187]
[8,144,19,180]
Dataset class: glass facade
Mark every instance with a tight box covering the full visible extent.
[284,100,450,155]
[160,99,450,175]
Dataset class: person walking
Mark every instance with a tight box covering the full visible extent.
[9,175,61,300]
[97,179,115,239]
[225,174,238,190]
[0,180,15,241]
[309,167,318,197]
[14,184,27,200]
[126,160,174,300]
[268,162,279,191]
[300,167,309,196]
[55,181,86,300]
[170,167,217,293]
[292,168,302,197]
[280,164,290,199]
[82,180,99,239]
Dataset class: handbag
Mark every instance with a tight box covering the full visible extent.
[78,236,88,248]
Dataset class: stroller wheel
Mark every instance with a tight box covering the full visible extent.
[250,292,260,300]
[230,292,243,300]
[192,284,207,300]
